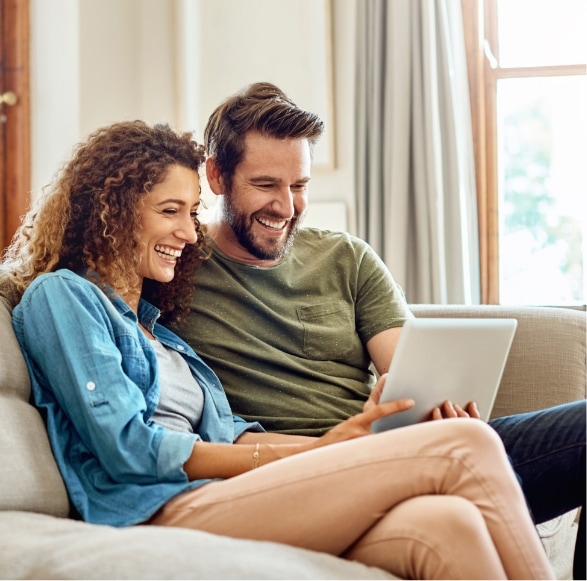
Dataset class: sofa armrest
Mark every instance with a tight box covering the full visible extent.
[408,305,586,419]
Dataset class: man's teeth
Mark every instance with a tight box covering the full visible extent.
[257,217,286,229]
[155,245,181,259]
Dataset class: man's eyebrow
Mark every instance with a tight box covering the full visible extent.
[248,175,279,183]
[248,176,311,184]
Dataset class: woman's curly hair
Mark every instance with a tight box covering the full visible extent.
[0,120,208,320]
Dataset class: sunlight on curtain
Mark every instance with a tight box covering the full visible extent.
[355,0,480,304]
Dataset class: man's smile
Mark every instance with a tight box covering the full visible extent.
[255,216,289,231]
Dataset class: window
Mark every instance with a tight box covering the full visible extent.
[462,0,586,305]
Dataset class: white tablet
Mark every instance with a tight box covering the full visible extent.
[371,317,518,432]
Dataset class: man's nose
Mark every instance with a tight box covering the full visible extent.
[271,187,295,216]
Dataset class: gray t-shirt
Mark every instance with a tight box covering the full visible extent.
[173,228,412,436]
[150,338,204,433]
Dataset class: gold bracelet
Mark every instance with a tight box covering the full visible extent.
[252,443,260,469]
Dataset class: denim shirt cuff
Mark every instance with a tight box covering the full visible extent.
[157,431,200,481]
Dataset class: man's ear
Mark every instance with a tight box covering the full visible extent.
[206,157,224,196]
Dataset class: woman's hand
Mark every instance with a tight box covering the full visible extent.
[186,378,414,481]
[187,374,412,480]
[431,400,481,421]
[363,372,387,412]
[308,389,415,451]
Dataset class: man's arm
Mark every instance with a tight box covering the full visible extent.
[365,326,403,375]
[367,327,481,421]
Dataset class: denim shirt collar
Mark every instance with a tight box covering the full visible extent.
[108,292,160,335]
[86,270,160,334]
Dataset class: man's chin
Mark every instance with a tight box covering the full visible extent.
[235,216,301,261]
[247,232,292,261]
[249,242,287,261]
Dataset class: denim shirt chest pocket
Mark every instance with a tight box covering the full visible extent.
[296,300,356,360]
[84,330,157,416]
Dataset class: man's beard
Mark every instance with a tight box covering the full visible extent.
[222,192,304,261]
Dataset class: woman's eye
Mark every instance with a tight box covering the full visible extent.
[163,208,177,215]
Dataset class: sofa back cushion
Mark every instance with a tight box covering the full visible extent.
[409,304,586,418]
[0,297,69,516]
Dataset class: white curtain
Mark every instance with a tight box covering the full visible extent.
[355,0,480,304]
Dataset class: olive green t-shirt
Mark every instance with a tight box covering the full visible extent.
[173,228,413,436]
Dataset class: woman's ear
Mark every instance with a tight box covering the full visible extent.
[205,157,224,196]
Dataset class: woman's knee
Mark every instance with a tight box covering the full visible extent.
[450,419,506,458]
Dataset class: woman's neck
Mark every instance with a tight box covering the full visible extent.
[119,285,141,316]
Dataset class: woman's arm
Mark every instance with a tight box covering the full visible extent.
[235,431,315,445]
[183,392,415,480]
[14,272,197,484]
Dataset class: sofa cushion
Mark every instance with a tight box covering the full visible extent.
[0,297,69,516]
[0,296,30,401]
[0,511,395,580]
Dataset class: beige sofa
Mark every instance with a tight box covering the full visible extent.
[1,297,584,579]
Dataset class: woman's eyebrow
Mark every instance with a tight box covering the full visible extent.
[156,198,195,206]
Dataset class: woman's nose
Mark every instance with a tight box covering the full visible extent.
[177,214,198,244]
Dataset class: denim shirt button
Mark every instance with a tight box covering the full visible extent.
[86,381,96,391]
[176,344,184,351]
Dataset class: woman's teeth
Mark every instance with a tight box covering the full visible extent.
[155,245,181,260]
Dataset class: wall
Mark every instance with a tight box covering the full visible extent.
[30,0,81,195]
[29,0,358,233]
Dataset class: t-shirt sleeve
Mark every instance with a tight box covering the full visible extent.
[354,241,414,343]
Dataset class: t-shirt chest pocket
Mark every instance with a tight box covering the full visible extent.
[296,301,356,360]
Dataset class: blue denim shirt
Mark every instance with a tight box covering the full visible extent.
[12,269,263,527]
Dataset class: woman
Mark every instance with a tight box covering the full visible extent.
[0,121,553,580]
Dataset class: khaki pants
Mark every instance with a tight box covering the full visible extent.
[149,420,553,580]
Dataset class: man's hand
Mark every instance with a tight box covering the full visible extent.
[365,375,482,424]
[431,400,481,420]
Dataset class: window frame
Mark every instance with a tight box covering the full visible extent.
[462,0,585,304]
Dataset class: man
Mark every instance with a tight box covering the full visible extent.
[174,82,586,578]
